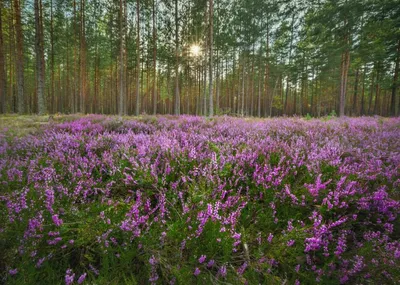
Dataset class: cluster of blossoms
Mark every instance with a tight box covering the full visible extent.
[0,115,399,284]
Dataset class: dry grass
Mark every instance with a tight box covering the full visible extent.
[0,114,83,136]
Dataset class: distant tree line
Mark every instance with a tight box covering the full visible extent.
[0,0,399,117]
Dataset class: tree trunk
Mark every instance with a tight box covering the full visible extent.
[50,0,55,113]
[374,64,380,114]
[14,0,24,113]
[339,48,350,117]
[35,0,45,115]
[368,67,375,115]
[391,39,400,116]
[79,0,86,113]
[208,0,214,117]
[352,68,359,116]
[174,0,180,115]
[257,50,262,117]
[0,2,6,114]
[135,0,140,116]
[360,65,366,115]
[119,0,126,116]
[152,0,157,115]
[72,0,78,113]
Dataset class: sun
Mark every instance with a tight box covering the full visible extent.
[190,44,201,57]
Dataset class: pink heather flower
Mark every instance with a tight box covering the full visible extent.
[237,262,248,275]
[207,259,215,268]
[77,273,87,284]
[89,264,99,276]
[267,233,273,243]
[65,269,75,285]
[232,232,241,239]
[149,255,157,265]
[36,257,46,268]
[295,280,300,285]
[218,265,227,277]
[9,268,18,275]
[52,214,63,226]
[394,250,400,259]
[193,267,201,276]
[287,240,295,247]
[295,264,300,272]
[198,255,206,263]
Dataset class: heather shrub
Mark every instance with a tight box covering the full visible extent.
[0,116,399,284]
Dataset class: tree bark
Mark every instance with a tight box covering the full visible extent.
[0,2,6,114]
[14,0,24,113]
[174,0,180,115]
[119,0,126,116]
[35,0,46,115]
[339,48,350,117]
[374,64,380,114]
[79,0,86,113]
[135,0,140,116]
[360,66,366,115]
[50,0,55,113]
[352,68,359,116]
[208,0,214,116]
[152,0,157,115]
[390,39,400,116]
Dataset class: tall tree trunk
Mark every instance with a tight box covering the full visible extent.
[360,65,366,115]
[72,0,78,113]
[152,0,157,115]
[135,0,140,116]
[339,48,350,117]
[174,0,180,115]
[284,14,295,115]
[14,0,24,113]
[119,0,126,116]
[374,64,380,114]
[352,68,359,116]
[208,0,214,116]
[368,66,375,115]
[265,24,270,117]
[257,49,262,117]
[35,0,45,115]
[79,0,86,113]
[241,56,245,116]
[339,19,350,117]
[391,39,400,116]
[50,0,55,113]
[0,2,6,114]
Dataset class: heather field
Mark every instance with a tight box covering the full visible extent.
[1,115,400,285]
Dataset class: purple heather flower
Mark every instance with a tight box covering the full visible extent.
[394,250,400,259]
[207,259,215,268]
[198,255,206,263]
[193,267,201,276]
[65,269,75,285]
[218,265,227,278]
[232,232,241,239]
[295,264,300,272]
[237,262,248,275]
[77,273,87,284]
[9,268,18,276]
[287,240,295,247]
[52,214,63,227]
